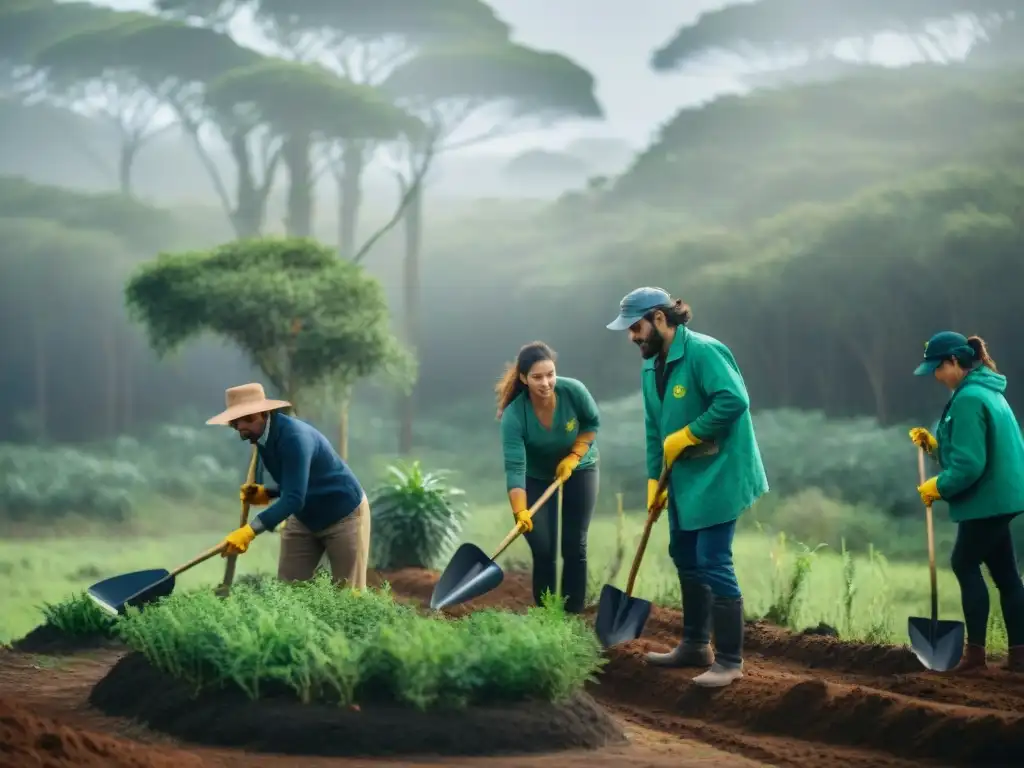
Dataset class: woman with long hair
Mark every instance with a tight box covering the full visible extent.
[495,341,600,613]
[911,332,1024,673]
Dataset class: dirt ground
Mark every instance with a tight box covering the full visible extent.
[2,567,1023,768]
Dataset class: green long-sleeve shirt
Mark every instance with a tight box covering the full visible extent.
[500,376,600,490]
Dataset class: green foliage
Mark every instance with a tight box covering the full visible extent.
[0,175,176,250]
[116,572,603,709]
[369,461,468,570]
[39,592,116,636]
[125,237,411,405]
[385,42,603,122]
[206,59,423,141]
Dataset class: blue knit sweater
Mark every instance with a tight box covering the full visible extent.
[249,413,365,534]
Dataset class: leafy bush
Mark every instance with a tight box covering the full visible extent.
[369,461,467,570]
[116,573,603,710]
[39,592,117,636]
[0,422,241,521]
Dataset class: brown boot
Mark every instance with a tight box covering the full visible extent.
[950,643,988,673]
[1004,645,1024,672]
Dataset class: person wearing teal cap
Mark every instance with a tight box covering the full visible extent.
[909,331,1024,673]
[607,287,768,687]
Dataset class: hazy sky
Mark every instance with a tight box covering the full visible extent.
[93,0,962,154]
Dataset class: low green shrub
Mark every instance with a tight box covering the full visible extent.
[369,461,467,570]
[39,593,117,636]
[116,572,603,710]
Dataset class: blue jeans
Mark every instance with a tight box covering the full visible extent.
[668,519,741,599]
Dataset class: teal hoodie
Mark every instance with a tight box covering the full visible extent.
[933,367,1024,522]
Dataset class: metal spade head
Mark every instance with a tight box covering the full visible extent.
[430,542,504,611]
[908,616,965,672]
[87,568,175,616]
[595,583,652,648]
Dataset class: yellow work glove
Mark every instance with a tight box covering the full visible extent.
[917,476,941,507]
[647,478,668,521]
[909,427,938,455]
[222,524,256,556]
[663,425,702,468]
[552,448,585,483]
[240,483,271,505]
[513,505,533,534]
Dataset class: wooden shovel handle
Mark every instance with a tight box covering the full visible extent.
[624,465,671,597]
[219,445,259,594]
[490,478,563,560]
[171,542,229,579]
[918,447,940,622]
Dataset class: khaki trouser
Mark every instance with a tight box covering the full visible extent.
[277,495,371,589]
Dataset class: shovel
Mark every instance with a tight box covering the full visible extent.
[908,447,965,671]
[594,466,668,648]
[216,444,259,598]
[87,542,228,616]
[430,478,563,611]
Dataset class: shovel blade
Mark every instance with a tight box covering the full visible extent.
[430,543,504,611]
[595,583,652,648]
[87,568,175,616]
[908,616,965,671]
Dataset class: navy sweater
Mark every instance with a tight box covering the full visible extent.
[249,413,365,534]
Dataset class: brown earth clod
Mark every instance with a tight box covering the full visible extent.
[9,624,125,656]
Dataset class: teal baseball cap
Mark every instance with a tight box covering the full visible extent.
[606,286,672,331]
[914,331,974,376]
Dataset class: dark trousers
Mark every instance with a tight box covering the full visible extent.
[669,519,742,599]
[524,467,598,613]
[950,513,1024,648]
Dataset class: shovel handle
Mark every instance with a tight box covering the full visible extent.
[919,448,940,623]
[624,465,671,596]
[171,542,230,579]
[219,445,259,594]
[490,478,563,560]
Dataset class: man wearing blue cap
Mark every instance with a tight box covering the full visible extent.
[607,287,768,687]
[909,331,1024,673]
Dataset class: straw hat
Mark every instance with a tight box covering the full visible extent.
[206,383,291,425]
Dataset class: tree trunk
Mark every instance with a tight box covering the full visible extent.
[338,386,351,462]
[104,324,118,436]
[337,142,364,258]
[32,314,47,442]
[121,332,134,432]
[283,133,313,238]
[398,184,423,455]
[230,132,262,239]
[119,140,137,197]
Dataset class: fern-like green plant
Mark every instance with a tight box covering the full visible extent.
[369,460,467,570]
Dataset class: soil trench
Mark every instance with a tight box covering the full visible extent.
[2,566,1023,767]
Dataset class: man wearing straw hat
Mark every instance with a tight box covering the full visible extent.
[207,383,371,589]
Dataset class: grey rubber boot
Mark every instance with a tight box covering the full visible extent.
[646,581,714,667]
[694,596,744,687]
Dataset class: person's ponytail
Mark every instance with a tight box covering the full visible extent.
[967,336,998,372]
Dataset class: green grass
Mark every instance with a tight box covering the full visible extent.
[2,496,1013,654]
[116,573,602,710]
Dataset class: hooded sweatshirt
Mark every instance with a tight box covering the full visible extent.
[934,366,1024,522]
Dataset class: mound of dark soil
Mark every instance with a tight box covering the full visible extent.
[89,652,625,757]
[10,624,124,655]
[0,695,195,768]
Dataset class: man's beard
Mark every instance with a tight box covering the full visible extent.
[636,330,664,359]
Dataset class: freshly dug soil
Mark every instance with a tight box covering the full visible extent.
[89,652,626,757]
[10,624,124,655]
[0,695,198,768]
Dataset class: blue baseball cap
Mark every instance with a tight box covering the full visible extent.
[914,331,974,376]
[606,287,672,331]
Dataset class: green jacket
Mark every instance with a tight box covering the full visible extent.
[643,327,768,531]
[501,376,600,489]
[933,367,1024,522]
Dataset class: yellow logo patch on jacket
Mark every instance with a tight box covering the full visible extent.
[672,384,687,399]
[566,418,577,432]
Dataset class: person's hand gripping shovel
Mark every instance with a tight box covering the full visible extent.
[430,478,563,611]
[594,465,670,648]
[216,444,259,598]
[907,446,965,671]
